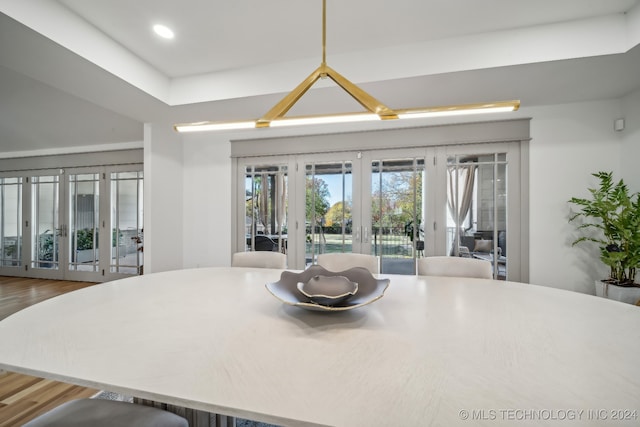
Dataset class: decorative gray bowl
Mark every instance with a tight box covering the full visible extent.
[296,275,358,306]
[266,265,389,312]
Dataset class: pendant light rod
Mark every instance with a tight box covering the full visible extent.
[322,0,327,65]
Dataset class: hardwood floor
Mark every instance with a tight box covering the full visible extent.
[0,372,98,426]
[0,276,98,321]
[0,276,100,425]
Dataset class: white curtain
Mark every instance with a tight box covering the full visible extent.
[447,165,476,252]
[258,173,269,234]
[275,172,286,236]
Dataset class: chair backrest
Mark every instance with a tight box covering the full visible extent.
[417,256,493,279]
[232,251,287,269]
[316,253,380,274]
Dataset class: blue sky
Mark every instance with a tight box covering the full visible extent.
[322,174,352,207]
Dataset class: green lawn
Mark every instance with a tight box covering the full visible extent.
[307,232,415,257]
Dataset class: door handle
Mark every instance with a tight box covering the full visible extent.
[363,226,369,243]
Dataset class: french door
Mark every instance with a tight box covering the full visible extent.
[237,150,427,274]
[300,150,426,274]
[235,142,523,280]
[0,165,143,282]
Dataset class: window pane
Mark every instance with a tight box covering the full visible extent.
[69,173,99,272]
[305,162,352,265]
[31,176,60,270]
[371,158,424,275]
[244,165,288,254]
[446,153,507,279]
[1,177,22,267]
[110,171,143,274]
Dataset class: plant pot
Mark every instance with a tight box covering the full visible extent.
[595,280,640,304]
[75,249,97,263]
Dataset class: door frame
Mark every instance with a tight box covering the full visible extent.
[231,120,530,281]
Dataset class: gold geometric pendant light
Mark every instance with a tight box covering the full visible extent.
[254,0,398,128]
[174,0,519,133]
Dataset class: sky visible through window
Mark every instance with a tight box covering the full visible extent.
[320,174,351,208]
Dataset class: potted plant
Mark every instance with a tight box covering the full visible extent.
[568,171,640,304]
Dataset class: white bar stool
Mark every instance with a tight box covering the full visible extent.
[23,399,189,427]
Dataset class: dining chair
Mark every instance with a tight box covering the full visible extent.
[232,251,287,269]
[23,398,188,427]
[316,253,380,274]
[417,256,493,279]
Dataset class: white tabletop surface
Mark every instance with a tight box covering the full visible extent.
[1,267,639,426]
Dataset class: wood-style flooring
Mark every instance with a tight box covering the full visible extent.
[0,276,100,425]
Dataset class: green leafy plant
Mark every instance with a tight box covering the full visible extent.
[569,171,640,285]
[38,233,55,264]
[74,228,95,251]
[4,242,17,258]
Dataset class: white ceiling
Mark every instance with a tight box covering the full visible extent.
[55,0,639,78]
[1,0,640,156]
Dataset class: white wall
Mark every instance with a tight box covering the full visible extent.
[143,123,184,273]
[179,98,634,295]
[181,133,232,268]
[526,99,624,293]
[621,88,640,192]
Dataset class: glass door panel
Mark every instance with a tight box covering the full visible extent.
[110,171,144,275]
[305,162,353,266]
[244,165,288,254]
[68,173,100,273]
[370,158,425,274]
[31,175,61,272]
[0,177,22,270]
[446,153,507,279]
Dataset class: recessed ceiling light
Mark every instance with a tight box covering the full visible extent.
[153,24,175,40]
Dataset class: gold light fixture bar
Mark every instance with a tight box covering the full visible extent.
[396,100,521,118]
[174,101,520,132]
[174,1,520,133]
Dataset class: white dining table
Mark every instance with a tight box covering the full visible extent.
[1,267,639,426]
